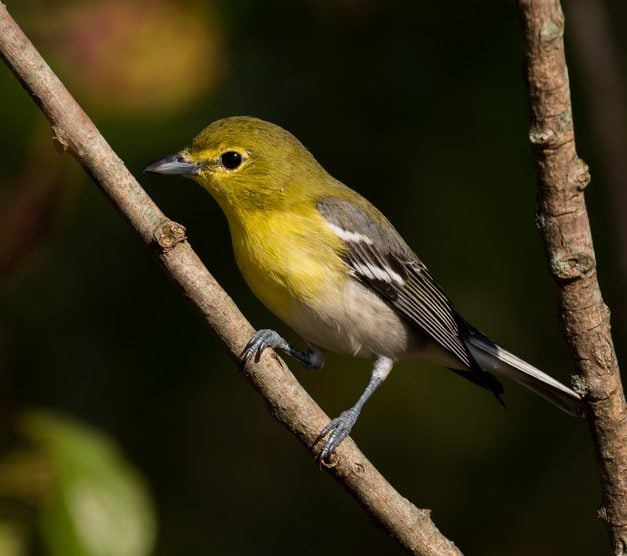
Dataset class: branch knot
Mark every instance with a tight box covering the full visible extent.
[52,125,71,153]
[153,220,186,252]
[529,127,557,148]
[571,158,591,190]
[550,249,595,283]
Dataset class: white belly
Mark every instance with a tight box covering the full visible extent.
[281,278,465,370]
[284,278,415,359]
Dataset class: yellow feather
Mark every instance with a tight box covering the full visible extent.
[227,204,348,321]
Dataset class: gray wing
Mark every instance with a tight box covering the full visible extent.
[317,197,504,397]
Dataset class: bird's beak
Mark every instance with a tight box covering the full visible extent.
[143,152,203,175]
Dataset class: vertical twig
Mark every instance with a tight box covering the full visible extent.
[516,1,627,553]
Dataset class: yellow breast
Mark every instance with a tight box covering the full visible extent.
[227,205,348,322]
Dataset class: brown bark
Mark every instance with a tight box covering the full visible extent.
[516,1,627,553]
[0,3,461,555]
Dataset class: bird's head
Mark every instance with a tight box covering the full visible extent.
[144,116,325,212]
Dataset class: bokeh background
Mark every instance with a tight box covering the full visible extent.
[1,1,626,554]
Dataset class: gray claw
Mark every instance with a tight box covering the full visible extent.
[314,409,358,462]
[241,329,288,366]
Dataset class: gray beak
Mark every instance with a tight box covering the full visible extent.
[143,153,202,175]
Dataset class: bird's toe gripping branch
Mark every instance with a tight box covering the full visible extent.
[242,329,325,369]
[241,329,289,365]
[313,409,359,464]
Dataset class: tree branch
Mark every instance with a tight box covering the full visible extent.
[0,4,461,555]
[515,1,627,553]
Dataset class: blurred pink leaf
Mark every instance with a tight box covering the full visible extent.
[27,0,226,116]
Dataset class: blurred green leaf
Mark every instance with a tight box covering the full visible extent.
[21,411,156,556]
[0,521,27,556]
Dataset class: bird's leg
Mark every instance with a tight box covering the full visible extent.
[314,355,393,462]
[242,329,325,369]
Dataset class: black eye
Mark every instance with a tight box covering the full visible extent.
[220,151,243,170]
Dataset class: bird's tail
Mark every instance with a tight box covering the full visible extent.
[466,331,585,417]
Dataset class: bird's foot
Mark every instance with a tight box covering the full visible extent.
[242,329,325,369]
[241,329,289,366]
[314,408,359,463]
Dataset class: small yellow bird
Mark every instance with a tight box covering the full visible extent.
[145,116,584,461]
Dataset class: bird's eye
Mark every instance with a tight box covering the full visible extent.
[220,151,243,170]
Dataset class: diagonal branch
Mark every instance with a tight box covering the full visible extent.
[516,1,627,553]
[0,4,461,555]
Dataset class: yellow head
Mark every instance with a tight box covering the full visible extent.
[144,116,329,214]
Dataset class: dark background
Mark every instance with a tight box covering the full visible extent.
[1,1,625,554]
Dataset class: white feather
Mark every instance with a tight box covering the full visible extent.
[325,222,405,285]
[326,222,373,245]
[467,334,584,416]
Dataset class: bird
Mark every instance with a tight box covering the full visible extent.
[144,116,584,462]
